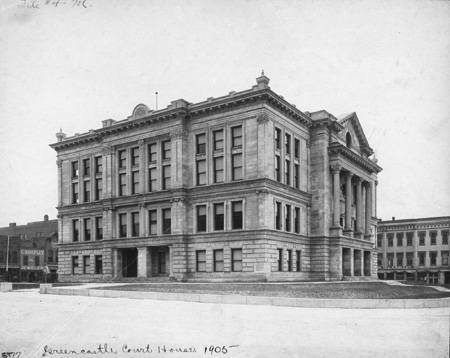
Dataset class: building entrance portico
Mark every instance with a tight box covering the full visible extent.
[137,246,172,279]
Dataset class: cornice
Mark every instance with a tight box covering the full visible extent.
[328,142,382,174]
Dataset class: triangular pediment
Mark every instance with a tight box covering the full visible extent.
[337,112,373,156]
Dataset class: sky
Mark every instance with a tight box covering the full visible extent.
[0,0,449,226]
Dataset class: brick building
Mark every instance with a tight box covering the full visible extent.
[377,216,450,285]
[50,74,381,282]
[0,215,58,282]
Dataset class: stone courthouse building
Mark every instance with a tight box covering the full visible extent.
[50,74,381,282]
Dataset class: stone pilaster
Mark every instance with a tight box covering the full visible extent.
[102,145,114,198]
[138,139,145,193]
[137,247,148,278]
[349,248,354,276]
[355,177,362,237]
[170,127,188,189]
[365,182,372,236]
[170,197,187,235]
[256,113,273,179]
[331,164,341,228]
[344,172,353,232]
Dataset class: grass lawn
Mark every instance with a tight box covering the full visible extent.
[92,282,450,299]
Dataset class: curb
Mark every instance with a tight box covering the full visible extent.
[39,286,450,309]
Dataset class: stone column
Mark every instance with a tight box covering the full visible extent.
[345,172,353,231]
[169,245,174,277]
[355,177,362,235]
[350,248,354,276]
[113,249,122,278]
[365,182,372,235]
[331,165,341,227]
[137,247,148,278]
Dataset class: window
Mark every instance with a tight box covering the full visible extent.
[294,138,300,159]
[231,125,242,148]
[148,143,157,162]
[162,140,171,160]
[131,171,139,194]
[94,156,102,174]
[83,181,90,202]
[277,248,283,271]
[11,251,18,264]
[285,205,291,232]
[346,132,352,148]
[197,205,207,232]
[95,255,103,274]
[131,212,140,237]
[418,231,426,245]
[35,256,40,266]
[294,164,299,188]
[418,252,425,266]
[213,129,224,151]
[162,165,171,190]
[442,230,449,245]
[71,161,79,178]
[196,160,206,185]
[285,133,291,155]
[406,232,413,246]
[377,253,383,267]
[396,233,403,247]
[213,249,224,272]
[95,217,103,240]
[430,252,437,266]
[275,202,282,230]
[83,158,90,177]
[196,133,206,154]
[275,128,281,150]
[95,178,102,200]
[387,253,394,268]
[231,153,242,180]
[406,253,413,266]
[287,250,292,272]
[23,255,28,266]
[232,248,243,272]
[131,147,139,167]
[285,160,290,185]
[72,183,79,204]
[84,218,91,241]
[118,173,126,196]
[149,210,157,235]
[72,256,78,274]
[387,234,393,247]
[196,250,206,272]
[296,250,301,271]
[377,234,383,248]
[162,208,171,234]
[396,253,403,267]
[72,219,79,242]
[275,156,281,182]
[149,167,157,192]
[214,203,224,231]
[213,157,224,183]
[442,251,449,266]
[83,255,90,274]
[294,207,300,233]
[119,213,127,238]
[231,201,243,229]
[118,150,127,169]
[430,231,437,245]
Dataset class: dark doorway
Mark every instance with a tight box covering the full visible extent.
[150,246,169,276]
[121,248,138,277]
[445,272,450,284]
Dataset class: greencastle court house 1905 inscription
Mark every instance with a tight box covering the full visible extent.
[50,74,382,282]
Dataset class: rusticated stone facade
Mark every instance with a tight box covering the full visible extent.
[50,74,381,282]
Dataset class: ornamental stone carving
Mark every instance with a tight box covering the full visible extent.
[257,113,270,124]
[170,127,188,140]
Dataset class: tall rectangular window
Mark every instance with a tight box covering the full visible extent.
[294,138,300,159]
[213,129,224,151]
[118,173,126,196]
[287,249,292,272]
[294,207,300,233]
[83,158,90,177]
[275,155,281,182]
[231,201,243,229]
[131,147,139,167]
[162,165,171,190]
[72,256,79,274]
[418,232,426,245]
[214,203,224,231]
[196,250,206,272]
[71,161,79,178]
[294,164,299,188]
[119,213,127,238]
[213,156,224,183]
[94,156,102,174]
[277,248,283,271]
[232,248,243,272]
[149,167,157,192]
[118,150,127,169]
[213,249,224,272]
[95,255,103,274]
[396,233,403,247]
[84,218,91,241]
[231,125,242,148]
[296,250,301,271]
[131,171,139,194]
[149,210,157,235]
[285,204,291,232]
[430,231,437,245]
[72,219,79,242]
[148,143,157,162]
[406,253,413,266]
[162,208,171,234]
[196,160,206,185]
[377,234,383,247]
[23,255,28,266]
[442,251,449,266]
[396,253,403,266]
[442,230,449,245]
[275,202,281,230]
[72,183,79,204]
[83,255,90,274]
[83,181,90,202]
[95,217,103,240]
[430,252,437,266]
[275,128,281,150]
[162,140,171,160]
[232,153,242,180]
[406,232,413,246]
[196,133,206,154]
[95,178,102,200]
[284,160,290,185]
[285,133,291,155]
[197,205,207,232]
[387,253,394,268]
[418,252,425,266]
[131,212,140,237]
[387,234,393,247]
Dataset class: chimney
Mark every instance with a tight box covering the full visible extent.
[56,128,66,142]
[392,217,395,221]
[44,215,49,221]
[102,119,116,128]
[255,70,270,90]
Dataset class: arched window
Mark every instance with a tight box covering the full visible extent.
[346,132,352,148]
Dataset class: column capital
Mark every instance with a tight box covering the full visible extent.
[138,139,145,146]
[56,159,63,168]
[257,113,270,124]
[353,176,362,184]
[170,127,188,140]
[102,144,114,156]
[330,164,341,173]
